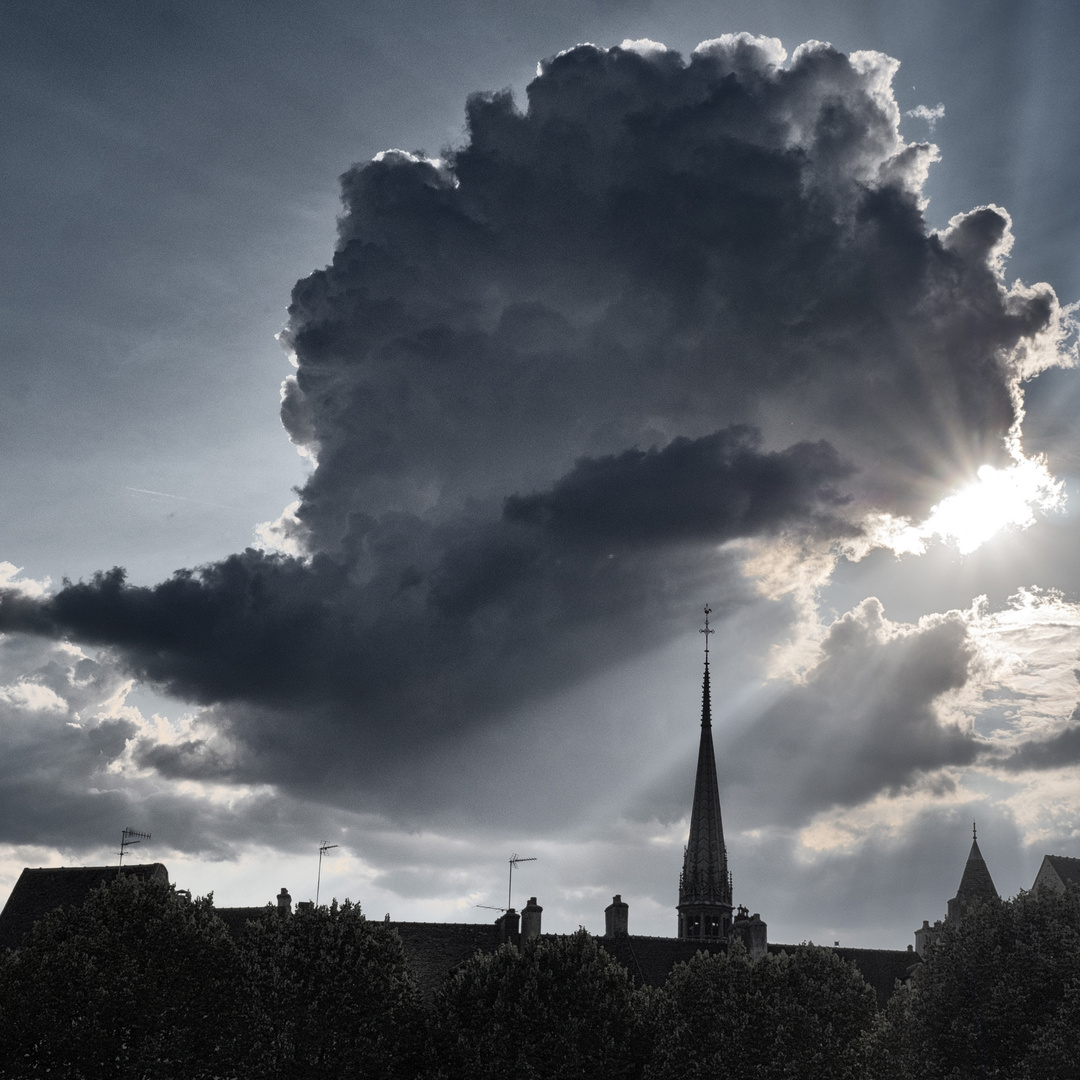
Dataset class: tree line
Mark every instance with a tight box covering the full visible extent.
[0,872,1078,1078]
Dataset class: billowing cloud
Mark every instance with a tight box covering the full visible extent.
[0,34,1074,832]
[720,598,984,822]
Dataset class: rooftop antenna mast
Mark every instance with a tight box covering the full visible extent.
[316,841,339,907]
[118,828,151,868]
[508,853,536,911]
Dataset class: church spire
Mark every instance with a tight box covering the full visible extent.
[678,607,733,941]
[947,821,999,924]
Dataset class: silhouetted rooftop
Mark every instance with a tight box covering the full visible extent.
[1044,854,1080,888]
[387,920,503,999]
[215,906,270,936]
[0,864,168,951]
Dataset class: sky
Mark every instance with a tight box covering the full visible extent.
[2,0,1080,949]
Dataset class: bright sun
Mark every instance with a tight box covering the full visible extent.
[868,455,1065,556]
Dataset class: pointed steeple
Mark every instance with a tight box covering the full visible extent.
[947,821,999,924]
[677,607,733,940]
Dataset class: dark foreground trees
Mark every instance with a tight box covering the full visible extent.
[647,944,876,1080]
[6,874,1080,1079]
[0,872,237,1078]
[0,876,422,1079]
[235,898,424,1078]
[866,884,1080,1080]
[429,928,651,1080]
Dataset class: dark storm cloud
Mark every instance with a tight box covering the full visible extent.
[0,34,1070,815]
[998,714,1080,772]
[505,426,857,545]
[0,424,844,781]
[719,598,984,822]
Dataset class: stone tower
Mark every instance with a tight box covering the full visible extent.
[677,607,733,940]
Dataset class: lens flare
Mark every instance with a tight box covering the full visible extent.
[865,456,1065,556]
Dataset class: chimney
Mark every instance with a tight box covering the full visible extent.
[297,900,314,913]
[497,907,520,945]
[521,897,543,943]
[732,909,768,960]
[277,887,292,914]
[605,894,629,937]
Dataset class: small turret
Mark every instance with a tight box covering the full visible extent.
[947,822,999,926]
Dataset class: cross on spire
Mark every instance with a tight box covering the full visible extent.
[701,605,713,668]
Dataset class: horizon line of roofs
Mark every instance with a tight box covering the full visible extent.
[2,841,1078,1006]
[913,836,1080,956]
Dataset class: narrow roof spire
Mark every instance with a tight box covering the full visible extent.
[700,606,713,729]
[679,607,731,933]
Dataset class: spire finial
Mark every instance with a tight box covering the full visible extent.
[973,820,977,841]
[701,605,713,668]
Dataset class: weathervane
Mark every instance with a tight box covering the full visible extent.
[701,605,713,667]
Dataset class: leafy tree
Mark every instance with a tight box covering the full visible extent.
[646,943,877,1080]
[0,872,238,1079]
[861,980,919,1080]
[430,928,651,1080]
[233,898,425,1079]
[888,885,1080,1080]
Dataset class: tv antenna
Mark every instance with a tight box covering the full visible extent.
[475,904,507,913]
[118,828,151,867]
[507,853,536,911]
[316,841,339,907]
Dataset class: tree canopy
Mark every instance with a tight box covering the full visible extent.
[430,928,651,1080]
[866,884,1080,1079]
[646,942,876,1080]
[234,899,424,1079]
[0,871,237,1079]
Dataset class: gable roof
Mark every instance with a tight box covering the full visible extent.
[0,864,169,951]
[387,920,503,999]
[215,906,270,936]
[1044,854,1080,889]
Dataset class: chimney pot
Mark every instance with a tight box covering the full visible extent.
[277,888,292,914]
[497,907,521,946]
[522,896,543,943]
[605,894,629,937]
